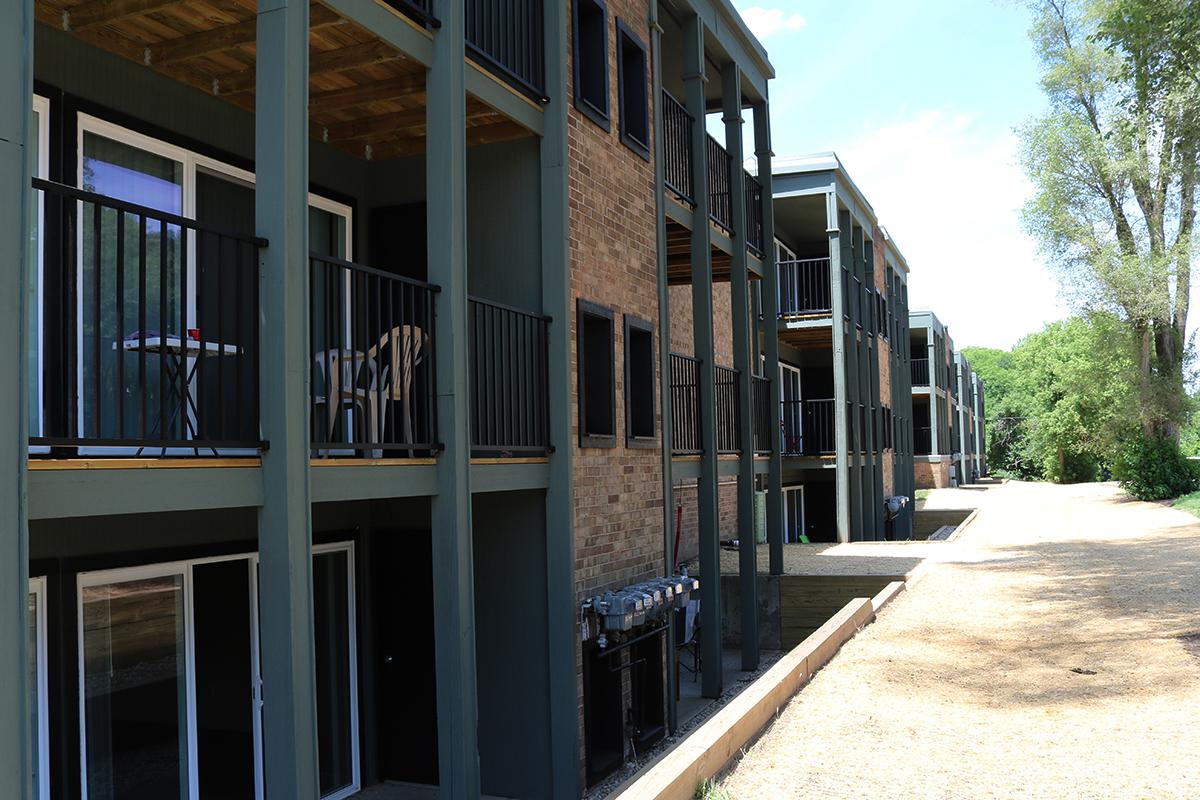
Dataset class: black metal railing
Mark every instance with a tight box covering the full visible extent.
[468,297,550,455]
[662,89,694,204]
[778,258,832,316]
[911,357,930,386]
[706,135,733,232]
[852,275,863,327]
[382,0,439,29]
[752,375,772,454]
[781,398,836,456]
[745,173,764,255]
[31,178,263,454]
[465,0,546,99]
[669,352,701,455]
[914,425,932,455]
[714,365,740,454]
[309,254,439,456]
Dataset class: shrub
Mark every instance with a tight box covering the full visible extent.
[1112,432,1200,501]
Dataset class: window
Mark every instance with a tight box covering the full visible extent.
[624,315,655,445]
[29,577,48,800]
[782,486,806,543]
[29,95,49,443]
[578,300,615,446]
[573,0,610,129]
[616,20,649,158]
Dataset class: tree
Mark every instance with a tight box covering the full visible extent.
[1020,0,1200,438]
[962,313,1139,482]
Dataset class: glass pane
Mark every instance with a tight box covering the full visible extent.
[80,133,185,442]
[314,551,354,796]
[82,575,188,800]
[193,561,254,800]
[28,591,40,798]
[28,107,41,437]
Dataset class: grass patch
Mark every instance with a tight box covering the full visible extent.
[695,779,734,800]
[915,489,932,501]
[1172,490,1200,517]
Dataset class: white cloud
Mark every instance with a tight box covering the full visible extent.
[830,108,1068,350]
[737,6,807,39]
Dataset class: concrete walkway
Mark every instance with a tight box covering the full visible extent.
[721,481,1200,799]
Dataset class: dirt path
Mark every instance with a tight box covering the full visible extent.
[720,481,1200,799]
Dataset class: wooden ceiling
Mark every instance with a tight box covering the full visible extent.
[35,0,534,160]
[666,219,765,285]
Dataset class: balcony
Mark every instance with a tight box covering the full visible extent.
[384,0,547,100]
[31,179,263,455]
[714,365,740,455]
[669,353,701,456]
[911,358,930,386]
[751,375,772,455]
[781,398,836,457]
[915,425,933,455]
[660,88,764,253]
[777,258,832,317]
[468,297,551,456]
[309,255,439,457]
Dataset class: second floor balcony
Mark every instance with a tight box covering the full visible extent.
[911,358,930,386]
[28,179,549,461]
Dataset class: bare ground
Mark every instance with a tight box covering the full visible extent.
[719,481,1200,799]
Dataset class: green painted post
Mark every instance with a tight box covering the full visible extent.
[427,3,481,795]
[254,0,320,797]
[649,1,680,732]
[722,63,758,671]
[754,101,783,577]
[540,0,580,788]
[683,13,722,699]
[864,245,882,540]
[845,222,863,541]
[0,0,33,793]
[828,203,850,544]
[927,324,939,459]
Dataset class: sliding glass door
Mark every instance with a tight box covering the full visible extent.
[78,547,358,800]
[30,578,49,800]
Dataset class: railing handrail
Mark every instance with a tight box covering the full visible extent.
[670,351,701,365]
[33,177,268,248]
[778,257,831,267]
[468,294,551,322]
[311,252,442,292]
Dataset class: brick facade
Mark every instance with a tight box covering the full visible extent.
[915,458,951,489]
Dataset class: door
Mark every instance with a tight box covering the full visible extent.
[783,486,806,543]
[779,363,802,453]
[373,531,439,785]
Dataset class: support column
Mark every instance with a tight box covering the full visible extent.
[864,245,882,540]
[0,0,33,793]
[540,0,579,787]
[754,101,784,577]
[683,13,722,699]
[649,1,679,732]
[927,327,939,458]
[844,222,863,540]
[427,3,481,795]
[723,63,757,671]
[854,227,875,538]
[829,203,850,544]
[255,1,319,797]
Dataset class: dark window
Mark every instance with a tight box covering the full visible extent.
[579,300,616,446]
[616,20,650,158]
[573,0,610,130]
[624,315,655,445]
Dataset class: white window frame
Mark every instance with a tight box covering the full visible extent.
[30,95,50,451]
[76,543,359,800]
[29,575,50,800]
[73,114,353,454]
[779,362,802,452]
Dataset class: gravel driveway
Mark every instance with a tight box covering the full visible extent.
[720,481,1200,799]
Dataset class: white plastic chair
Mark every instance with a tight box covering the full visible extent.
[364,325,426,455]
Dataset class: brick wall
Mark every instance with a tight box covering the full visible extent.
[670,478,739,568]
[914,458,951,489]
[566,0,665,782]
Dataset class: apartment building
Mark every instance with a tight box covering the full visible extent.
[766,154,915,543]
[1,0,777,797]
[909,311,988,488]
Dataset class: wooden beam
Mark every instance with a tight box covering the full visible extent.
[215,39,397,95]
[465,119,532,147]
[146,4,342,66]
[309,74,425,113]
[363,137,425,160]
[322,106,498,144]
[64,0,182,30]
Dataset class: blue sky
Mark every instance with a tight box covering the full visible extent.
[732,0,1070,349]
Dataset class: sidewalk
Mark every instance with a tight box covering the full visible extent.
[719,481,1200,799]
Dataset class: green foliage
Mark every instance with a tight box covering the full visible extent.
[1020,0,1200,437]
[1171,489,1200,517]
[1112,430,1199,499]
[962,312,1138,483]
[695,779,734,800]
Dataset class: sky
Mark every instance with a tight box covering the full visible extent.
[730,0,1070,350]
